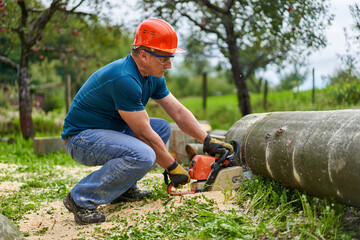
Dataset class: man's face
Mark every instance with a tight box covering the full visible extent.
[142,49,174,78]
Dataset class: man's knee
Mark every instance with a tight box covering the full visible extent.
[137,145,156,171]
[152,118,171,144]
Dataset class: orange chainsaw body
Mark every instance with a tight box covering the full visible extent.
[189,155,219,180]
[165,140,240,195]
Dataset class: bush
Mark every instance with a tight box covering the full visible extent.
[325,82,360,105]
[0,90,9,109]
[0,110,63,136]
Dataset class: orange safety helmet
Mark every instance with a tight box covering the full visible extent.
[132,18,185,54]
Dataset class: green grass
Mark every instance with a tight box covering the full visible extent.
[173,88,358,130]
[0,137,358,239]
[0,88,359,238]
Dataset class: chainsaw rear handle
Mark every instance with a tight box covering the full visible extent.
[211,140,239,167]
[225,140,240,162]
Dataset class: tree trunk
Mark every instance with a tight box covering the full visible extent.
[233,71,251,116]
[226,109,360,208]
[66,74,71,113]
[223,17,252,116]
[18,46,34,139]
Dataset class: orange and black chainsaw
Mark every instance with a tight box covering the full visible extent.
[163,140,241,195]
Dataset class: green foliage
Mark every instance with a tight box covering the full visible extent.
[0,110,64,136]
[30,60,63,86]
[0,88,9,109]
[42,90,64,113]
[276,64,307,91]
[146,86,360,131]
[325,50,360,105]
[236,176,350,239]
[325,82,360,105]
[166,67,235,98]
[139,0,333,115]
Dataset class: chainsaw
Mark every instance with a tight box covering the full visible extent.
[163,140,243,195]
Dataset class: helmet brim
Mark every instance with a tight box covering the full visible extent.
[132,44,185,54]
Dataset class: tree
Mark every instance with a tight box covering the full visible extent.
[0,0,111,139]
[138,0,333,116]
[277,63,307,91]
[350,3,360,40]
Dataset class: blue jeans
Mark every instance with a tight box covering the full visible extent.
[64,118,171,209]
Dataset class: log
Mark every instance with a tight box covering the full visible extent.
[225,109,360,208]
[168,121,211,164]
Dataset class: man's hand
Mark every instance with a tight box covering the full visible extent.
[203,134,234,156]
[167,161,190,188]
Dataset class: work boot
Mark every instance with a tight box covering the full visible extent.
[63,193,105,225]
[111,188,152,203]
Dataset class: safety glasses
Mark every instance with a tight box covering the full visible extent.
[143,49,174,65]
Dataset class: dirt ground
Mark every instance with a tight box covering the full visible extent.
[1,167,238,240]
[1,163,359,239]
[18,186,238,239]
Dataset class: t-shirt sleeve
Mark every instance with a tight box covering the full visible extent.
[111,76,145,111]
[151,77,170,100]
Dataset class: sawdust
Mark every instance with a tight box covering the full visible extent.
[18,184,238,240]
[0,181,24,193]
[2,161,239,240]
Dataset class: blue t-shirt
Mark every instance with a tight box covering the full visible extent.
[61,54,170,139]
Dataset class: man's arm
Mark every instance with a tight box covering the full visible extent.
[155,93,208,143]
[118,109,174,169]
[118,109,191,187]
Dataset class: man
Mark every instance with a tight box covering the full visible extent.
[61,18,233,225]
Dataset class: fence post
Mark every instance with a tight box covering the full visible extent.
[263,80,268,110]
[202,72,207,111]
[312,68,315,104]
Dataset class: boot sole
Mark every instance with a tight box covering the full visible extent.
[63,194,105,225]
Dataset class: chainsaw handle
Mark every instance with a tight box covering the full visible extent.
[163,170,196,195]
[167,183,196,195]
[227,140,240,161]
[215,140,239,165]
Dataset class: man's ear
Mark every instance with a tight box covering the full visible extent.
[139,50,149,62]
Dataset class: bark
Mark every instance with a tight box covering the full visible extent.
[0,56,18,70]
[18,46,34,139]
[226,109,360,208]
[222,16,252,116]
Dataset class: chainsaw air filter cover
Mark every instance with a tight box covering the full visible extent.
[189,155,218,180]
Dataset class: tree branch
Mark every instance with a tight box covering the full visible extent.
[181,12,225,41]
[224,0,235,13]
[70,0,86,11]
[17,0,28,42]
[0,55,18,71]
[27,0,62,45]
[201,0,232,14]
[245,52,283,79]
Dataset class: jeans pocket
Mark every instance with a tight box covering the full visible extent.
[70,144,97,166]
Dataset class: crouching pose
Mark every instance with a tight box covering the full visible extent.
[61,18,233,225]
